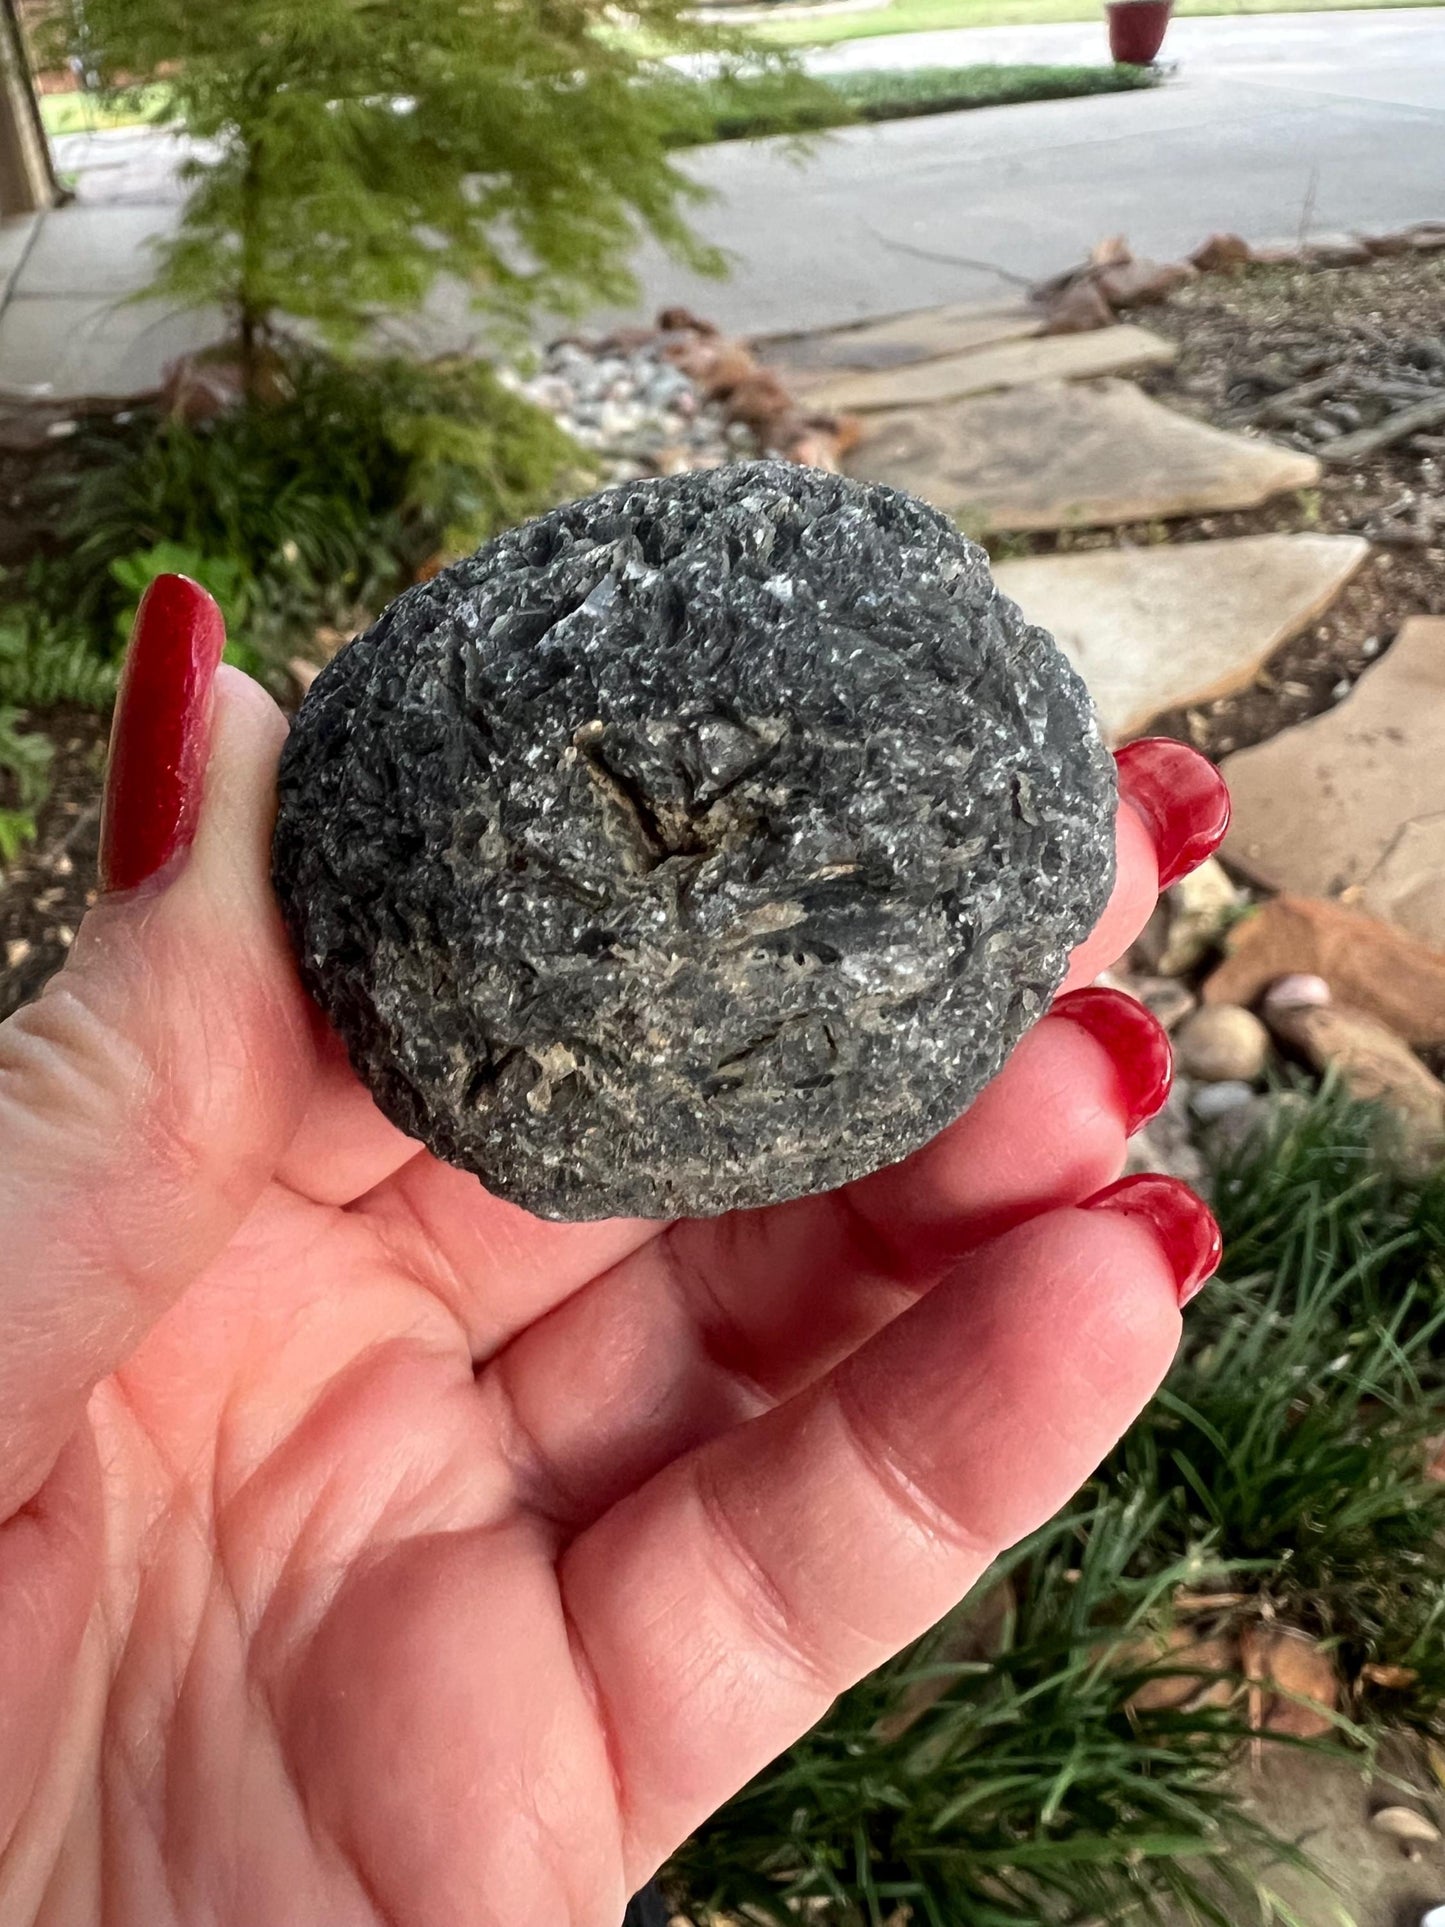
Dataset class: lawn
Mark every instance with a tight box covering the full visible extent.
[758,0,1441,50]
[684,58,1155,140]
[39,84,169,136]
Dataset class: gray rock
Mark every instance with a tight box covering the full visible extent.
[272,463,1116,1220]
[1189,1079,1257,1122]
[1199,1088,1311,1163]
[1126,1076,1208,1190]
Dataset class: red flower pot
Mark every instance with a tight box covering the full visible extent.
[1107,0,1173,63]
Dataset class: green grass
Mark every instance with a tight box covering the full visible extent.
[38,84,170,137]
[674,1087,1445,1925]
[681,58,1156,140]
[757,0,1441,51]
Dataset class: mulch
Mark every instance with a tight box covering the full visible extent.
[1126,251,1445,757]
[1,710,105,1020]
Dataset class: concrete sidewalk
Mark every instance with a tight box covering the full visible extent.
[2,8,1443,391]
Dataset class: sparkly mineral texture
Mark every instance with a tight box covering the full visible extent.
[272,463,1116,1220]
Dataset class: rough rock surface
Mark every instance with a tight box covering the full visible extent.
[273,463,1115,1220]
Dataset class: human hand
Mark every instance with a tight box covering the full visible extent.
[0,578,1228,1927]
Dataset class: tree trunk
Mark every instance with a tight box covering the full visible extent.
[236,134,264,400]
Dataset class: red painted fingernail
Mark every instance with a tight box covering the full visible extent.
[99,576,227,895]
[1115,738,1232,891]
[1052,987,1173,1135]
[1083,1173,1222,1306]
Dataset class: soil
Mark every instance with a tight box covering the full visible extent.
[0,709,105,1021]
[1123,252,1445,758]
[3,253,1442,1022]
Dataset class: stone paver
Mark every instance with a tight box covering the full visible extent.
[807,324,1175,414]
[993,533,1370,741]
[758,302,1041,389]
[850,380,1322,532]
[1222,616,1445,948]
[1204,895,1445,1046]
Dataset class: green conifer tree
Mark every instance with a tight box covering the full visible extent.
[54,0,794,387]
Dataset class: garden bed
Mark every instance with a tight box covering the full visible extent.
[1127,250,1445,758]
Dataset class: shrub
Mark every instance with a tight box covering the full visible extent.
[19,352,589,695]
[0,704,56,864]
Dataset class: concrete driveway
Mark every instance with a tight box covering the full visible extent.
[627,7,1445,333]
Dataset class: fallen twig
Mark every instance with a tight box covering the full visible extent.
[1321,394,1445,462]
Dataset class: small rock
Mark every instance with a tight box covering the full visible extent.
[1264,973,1331,1012]
[5,937,31,969]
[1038,277,1115,335]
[1175,1004,1270,1083]
[1096,257,1199,309]
[1361,230,1414,257]
[1205,896,1445,1048]
[1240,1623,1340,1740]
[1372,1806,1442,1856]
[1267,1000,1445,1170]
[1248,243,1305,266]
[782,428,844,472]
[1127,1076,1208,1188]
[53,853,73,878]
[1189,232,1254,273]
[1300,235,1373,268]
[1089,234,1133,269]
[1114,1626,1238,1713]
[1131,974,1197,1031]
[724,371,797,444]
[1200,1088,1310,1161]
[656,304,718,337]
[1154,856,1243,976]
[668,338,758,400]
[1361,1662,1420,1690]
[1189,1078,1257,1122]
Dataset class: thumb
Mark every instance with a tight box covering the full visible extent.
[0,580,318,1518]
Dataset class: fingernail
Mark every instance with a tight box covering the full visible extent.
[1052,987,1173,1135]
[1082,1173,1222,1306]
[1115,738,1232,891]
[99,576,227,895]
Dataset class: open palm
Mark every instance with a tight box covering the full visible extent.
[1,671,1206,1926]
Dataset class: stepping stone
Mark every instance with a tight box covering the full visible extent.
[810,326,1176,414]
[1221,617,1445,949]
[993,533,1370,742]
[849,380,1321,532]
[757,302,1041,389]
[1204,895,1445,1047]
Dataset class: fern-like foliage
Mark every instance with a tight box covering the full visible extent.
[0,615,121,712]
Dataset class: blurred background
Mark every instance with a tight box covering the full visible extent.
[2,0,1445,1918]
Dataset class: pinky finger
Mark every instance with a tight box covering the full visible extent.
[561,1182,1216,1884]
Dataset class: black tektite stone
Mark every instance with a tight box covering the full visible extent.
[272,463,1116,1220]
